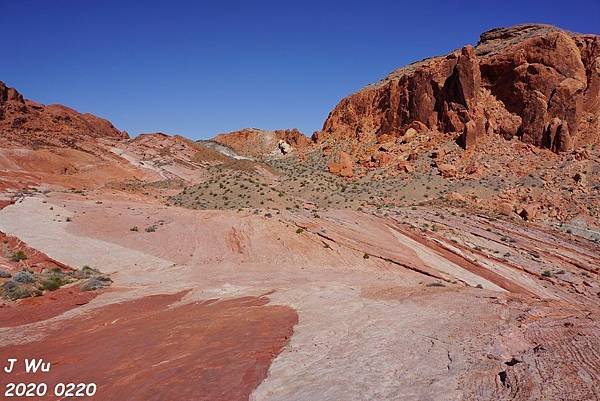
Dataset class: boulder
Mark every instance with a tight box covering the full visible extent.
[461,120,479,149]
[397,161,414,173]
[372,151,393,167]
[464,160,482,175]
[403,128,418,142]
[518,204,539,221]
[447,192,467,202]
[278,140,293,154]
[437,163,457,178]
[327,151,354,177]
[497,202,515,216]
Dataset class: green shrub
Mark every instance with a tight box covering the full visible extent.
[40,277,62,291]
[10,251,27,262]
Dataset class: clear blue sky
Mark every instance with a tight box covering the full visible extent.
[2,0,598,139]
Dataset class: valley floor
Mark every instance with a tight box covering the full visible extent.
[0,190,598,401]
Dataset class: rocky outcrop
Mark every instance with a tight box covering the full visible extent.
[318,24,600,153]
[213,128,311,158]
[327,151,354,177]
[0,81,128,148]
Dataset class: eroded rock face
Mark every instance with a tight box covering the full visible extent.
[0,81,128,148]
[318,24,600,153]
[213,128,311,158]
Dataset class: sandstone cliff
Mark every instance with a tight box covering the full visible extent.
[318,24,600,152]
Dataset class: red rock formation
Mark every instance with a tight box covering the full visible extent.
[318,24,600,153]
[0,231,72,273]
[327,151,354,177]
[213,127,311,158]
[0,81,128,148]
[0,83,180,189]
[0,292,297,401]
[0,287,97,328]
[437,163,457,178]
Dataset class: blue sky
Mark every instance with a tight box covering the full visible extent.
[1,0,598,139]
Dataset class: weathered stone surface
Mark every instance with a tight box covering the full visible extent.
[447,192,467,202]
[278,140,293,154]
[397,160,413,173]
[372,151,393,167]
[519,204,539,221]
[327,151,354,177]
[543,117,573,152]
[317,24,600,153]
[461,120,479,149]
[213,128,310,158]
[437,163,457,178]
[498,202,515,216]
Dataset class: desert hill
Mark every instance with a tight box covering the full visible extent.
[0,81,127,148]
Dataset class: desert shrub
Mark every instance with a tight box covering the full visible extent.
[363,253,370,259]
[295,228,304,234]
[13,270,34,283]
[10,251,28,262]
[426,282,446,287]
[80,276,112,291]
[542,270,554,278]
[75,265,100,279]
[40,276,62,291]
[2,280,36,300]
[145,225,157,232]
[130,226,139,232]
